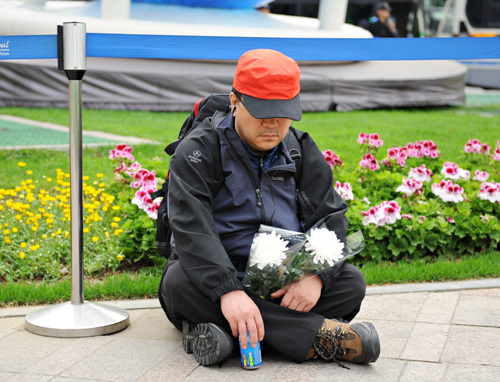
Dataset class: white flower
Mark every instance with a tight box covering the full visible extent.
[304,228,344,267]
[249,231,289,269]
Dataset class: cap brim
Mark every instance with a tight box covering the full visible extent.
[241,93,302,121]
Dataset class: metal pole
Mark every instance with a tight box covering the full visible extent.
[25,22,129,337]
[69,78,84,305]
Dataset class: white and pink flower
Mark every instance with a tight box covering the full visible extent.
[441,162,470,180]
[478,182,500,203]
[358,133,384,149]
[396,178,423,196]
[335,181,354,201]
[362,200,401,226]
[408,164,433,183]
[431,180,464,203]
[473,170,490,182]
[359,153,380,171]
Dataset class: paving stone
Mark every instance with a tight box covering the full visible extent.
[399,361,447,382]
[0,372,16,382]
[313,358,406,381]
[117,309,179,341]
[61,337,178,382]
[400,323,449,362]
[441,325,500,367]
[460,288,500,297]
[0,317,24,339]
[353,318,414,359]
[183,351,285,382]
[444,363,500,382]
[417,292,460,324]
[137,347,199,382]
[357,293,427,322]
[3,373,53,382]
[452,295,500,327]
[267,359,326,382]
[21,335,113,376]
[0,330,73,373]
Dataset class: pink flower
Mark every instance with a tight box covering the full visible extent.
[478,182,500,203]
[322,150,344,169]
[362,200,401,226]
[358,133,383,149]
[113,162,128,175]
[109,143,134,161]
[473,170,489,182]
[447,217,455,224]
[432,180,464,203]
[402,214,413,219]
[335,181,354,201]
[464,138,491,155]
[396,178,423,196]
[359,153,380,171]
[441,162,469,180]
[408,164,433,183]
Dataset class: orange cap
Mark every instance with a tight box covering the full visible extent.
[233,49,302,121]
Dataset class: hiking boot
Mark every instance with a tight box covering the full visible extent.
[308,319,380,367]
[182,322,234,366]
[182,321,197,354]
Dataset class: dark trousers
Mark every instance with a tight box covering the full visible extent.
[159,260,366,362]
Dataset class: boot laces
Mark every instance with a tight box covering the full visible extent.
[313,325,350,369]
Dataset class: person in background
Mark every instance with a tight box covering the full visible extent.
[366,2,398,38]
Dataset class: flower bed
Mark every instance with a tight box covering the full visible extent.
[1,134,499,281]
[327,136,500,263]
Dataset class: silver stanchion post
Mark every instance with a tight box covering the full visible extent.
[25,22,130,337]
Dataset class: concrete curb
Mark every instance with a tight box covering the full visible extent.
[2,278,499,319]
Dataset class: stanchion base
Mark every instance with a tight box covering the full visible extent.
[25,301,130,338]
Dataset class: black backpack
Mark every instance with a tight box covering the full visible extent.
[153,93,303,258]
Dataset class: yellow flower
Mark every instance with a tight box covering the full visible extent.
[12,227,18,233]
[42,234,48,239]
[4,237,11,244]
[117,255,123,261]
[99,182,106,188]
[92,236,99,242]
[47,177,52,182]
[83,176,89,181]
[112,206,120,211]
[17,162,26,167]
[114,229,124,236]
[111,222,118,228]
[19,252,25,259]
[113,217,121,222]
[3,229,9,235]
[64,231,69,238]
[15,215,21,220]
[83,227,89,233]
[96,173,104,178]
[26,170,33,175]
[31,226,38,232]
[30,245,37,251]
[20,242,27,248]
[56,229,62,235]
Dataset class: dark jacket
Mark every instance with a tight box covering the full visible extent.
[167,111,349,302]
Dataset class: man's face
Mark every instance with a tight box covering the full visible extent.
[230,92,291,155]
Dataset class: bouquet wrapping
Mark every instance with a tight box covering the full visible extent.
[242,224,364,299]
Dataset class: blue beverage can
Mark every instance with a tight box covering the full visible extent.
[239,331,262,369]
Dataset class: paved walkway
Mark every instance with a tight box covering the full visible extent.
[0,279,499,382]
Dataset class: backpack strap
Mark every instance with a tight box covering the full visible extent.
[284,129,303,184]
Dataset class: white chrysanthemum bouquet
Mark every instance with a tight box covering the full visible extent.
[242,223,364,299]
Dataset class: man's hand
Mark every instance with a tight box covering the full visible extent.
[270,274,323,312]
[220,290,264,350]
